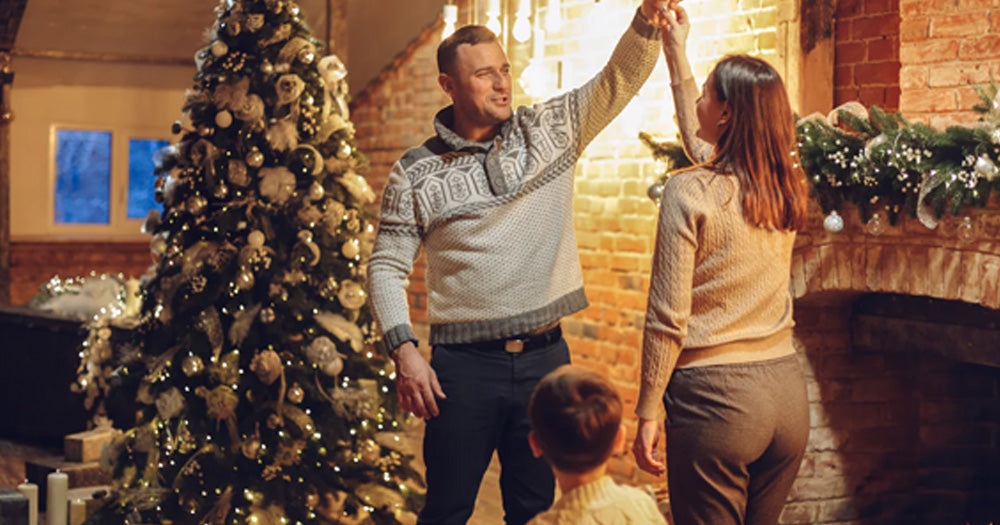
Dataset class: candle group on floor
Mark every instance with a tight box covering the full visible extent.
[15,471,85,525]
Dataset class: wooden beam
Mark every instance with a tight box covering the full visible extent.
[11,48,193,67]
[0,0,27,306]
[0,51,11,305]
[0,0,28,51]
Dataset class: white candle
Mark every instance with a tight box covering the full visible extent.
[46,471,68,525]
[69,499,87,525]
[16,481,38,525]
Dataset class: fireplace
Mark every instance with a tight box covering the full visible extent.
[784,206,1000,524]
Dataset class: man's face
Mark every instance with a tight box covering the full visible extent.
[440,41,513,130]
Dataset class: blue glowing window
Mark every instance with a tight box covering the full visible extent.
[128,138,170,219]
[54,129,111,224]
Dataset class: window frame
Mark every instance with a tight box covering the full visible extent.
[48,123,170,240]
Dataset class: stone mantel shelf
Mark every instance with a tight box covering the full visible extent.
[792,202,1000,310]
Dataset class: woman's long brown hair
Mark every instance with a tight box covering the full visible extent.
[707,55,809,231]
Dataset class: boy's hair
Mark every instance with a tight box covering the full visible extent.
[437,25,498,75]
[528,365,623,474]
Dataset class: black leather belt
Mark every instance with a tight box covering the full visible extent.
[477,325,563,354]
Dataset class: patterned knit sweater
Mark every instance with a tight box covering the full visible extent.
[526,476,667,525]
[635,168,797,419]
[368,10,661,350]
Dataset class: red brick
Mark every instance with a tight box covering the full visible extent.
[867,37,899,62]
[835,65,854,88]
[835,87,861,106]
[899,38,959,64]
[960,34,1000,59]
[864,0,896,13]
[858,86,888,107]
[993,11,1000,32]
[836,41,867,64]
[930,12,991,38]
[835,18,852,41]
[853,13,901,39]
[958,0,1000,9]
[855,61,901,85]
[837,0,863,16]
[885,85,901,110]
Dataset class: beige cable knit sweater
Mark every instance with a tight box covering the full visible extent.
[634,167,796,420]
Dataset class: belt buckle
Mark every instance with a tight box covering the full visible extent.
[504,339,525,354]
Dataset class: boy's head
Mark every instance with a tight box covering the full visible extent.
[527,365,625,474]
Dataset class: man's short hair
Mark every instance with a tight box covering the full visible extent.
[437,25,498,76]
[528,365,623,474]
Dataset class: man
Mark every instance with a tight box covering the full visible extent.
[368,2,668,523]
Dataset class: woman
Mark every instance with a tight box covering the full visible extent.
[632,5,811,525]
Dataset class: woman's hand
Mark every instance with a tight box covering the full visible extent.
[632,417,667,475]
[660,3,691,56]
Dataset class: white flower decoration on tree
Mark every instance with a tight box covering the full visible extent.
[338,171,375,204]
[265,118,299,151]
[258,167,296,205]
[304,336,347,376]
[275,74,305,106]
[155,387,185,420]
[315,311,363,352]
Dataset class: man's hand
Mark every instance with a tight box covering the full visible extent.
[632,417,666,475]
[393,341,446,419]
[641,0,679,27]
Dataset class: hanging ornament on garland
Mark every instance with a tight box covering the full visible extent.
[823,210,844,233]
[865,211,886,236]
[957,216,976,243]
[182,355,204,376]
[974,155,999,181]
[647,179,665,202]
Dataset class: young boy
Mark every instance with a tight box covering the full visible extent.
[527,365,667,524]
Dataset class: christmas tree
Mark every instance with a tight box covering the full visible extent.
[84,1,421,523]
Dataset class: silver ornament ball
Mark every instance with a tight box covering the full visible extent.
[823,210,844,233]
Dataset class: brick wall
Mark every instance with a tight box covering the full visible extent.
[785,293,1000,524]
[834,0,901,111]
[899,0,1000,126]
[350,0,792,489]
[8,241,151,305]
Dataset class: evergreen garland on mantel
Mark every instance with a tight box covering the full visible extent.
[643,86,1000,232]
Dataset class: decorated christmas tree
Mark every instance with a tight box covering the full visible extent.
[82,1,421,523]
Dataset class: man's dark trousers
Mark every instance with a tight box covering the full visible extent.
[418,333,570,525]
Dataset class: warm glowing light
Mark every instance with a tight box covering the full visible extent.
[545,0,562,32]
[442,3,458,38]
[485,0,502,36]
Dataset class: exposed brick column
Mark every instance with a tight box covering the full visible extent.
[899,0,1000,126]
[835,0,901,111]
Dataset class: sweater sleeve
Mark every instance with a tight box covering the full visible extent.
[635,173,703,420]
[367,161,423,351]
[570,8,662,153]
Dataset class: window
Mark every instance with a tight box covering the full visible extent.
[51,126,169,237]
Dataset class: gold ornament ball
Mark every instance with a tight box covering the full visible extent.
[215,110,233,129]
[211,40,228,57]
[182,355,204,376]
[337,142,352,159]
[226,21,242,36]
[246,149,265,168]
[260,307,276,323]
[298,49,315,64]
[287,384,304,404]
[187,195,208,215]
[214,183,230,200]
[308,181,325,201]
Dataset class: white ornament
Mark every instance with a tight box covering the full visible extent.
[258,167,296,205]
[974,155,999,181]
[957,216,975,243]
[823,210,844,233]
